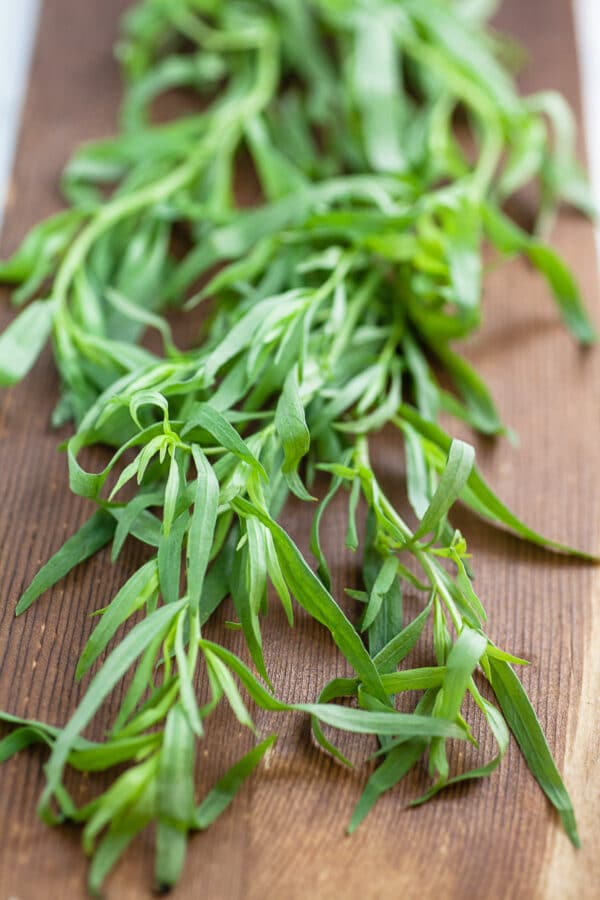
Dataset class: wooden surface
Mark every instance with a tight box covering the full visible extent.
[0,0,599,897]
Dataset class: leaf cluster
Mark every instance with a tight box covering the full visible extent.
[0,0,592,892]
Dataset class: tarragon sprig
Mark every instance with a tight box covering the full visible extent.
[0,0,594,893]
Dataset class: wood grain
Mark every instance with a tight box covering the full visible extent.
[0,0,598,898]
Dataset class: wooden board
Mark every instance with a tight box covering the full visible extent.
[0,0,598,897]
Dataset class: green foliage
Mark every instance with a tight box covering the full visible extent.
[0,0,592,891]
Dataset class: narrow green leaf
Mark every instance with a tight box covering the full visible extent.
[361,556,399,633]
[204,647,255,731]
[274,366,313,500]
[111,490,164,561]
[430,343,504,436]
[309,471,344,589]
[349,740,424,833]
[345,477,361,551]
[428,626,486,780]
[162,451,180,537]
[155,703,195,890]
[69,734,162,772]
[182,404,267,479]
[483,204,596,344]
[435,627,487,721]
[112,632,164,733]
[265,530,294,625]
[411,690,509,806]
[403,421,433,519]
[194,735,277,830]
[88,783,156,897]
[174,610,203,737]
[76,558,159,679]
[40,599,186,816]
[311,677,358,766]
[414,439,475,540]
[233,498,389,704]
[398,406,595,557]
[488,657,579,846]
[527,243,596,345]
[230,535,270,685]
[0,300,55,385]
[352,13,406,173]
[373,600,432,674]
[200,640,465,742]
[82,755,157,853]
[17,511,116,615]
[187,446,220,612]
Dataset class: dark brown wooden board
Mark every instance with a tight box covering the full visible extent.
[0,0,599,897]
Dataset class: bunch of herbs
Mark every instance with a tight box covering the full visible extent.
[0,0,594,892]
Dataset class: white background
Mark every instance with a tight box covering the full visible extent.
[0,0,599,238]
[0,0,40,233]
[573,0,600,252]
